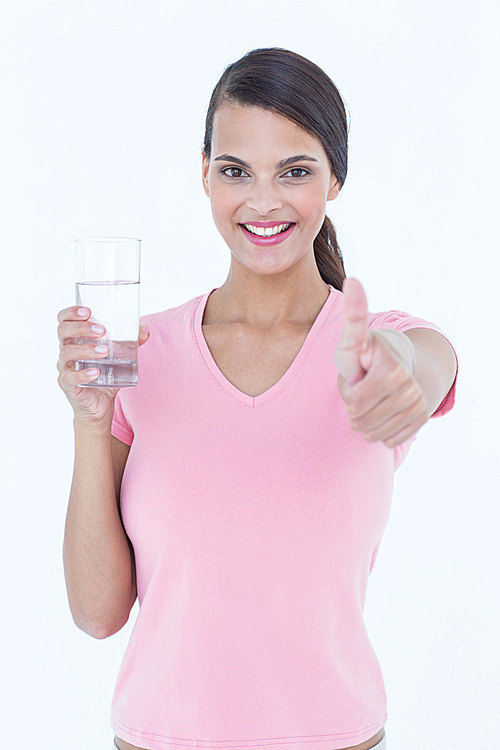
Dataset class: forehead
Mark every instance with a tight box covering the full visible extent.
[212,104,325,160]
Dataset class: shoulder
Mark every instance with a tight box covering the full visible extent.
[140,292,205,327]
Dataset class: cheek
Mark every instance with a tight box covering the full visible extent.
[299,184,327,214]
[293,188,328,230]
[210,184,241,217]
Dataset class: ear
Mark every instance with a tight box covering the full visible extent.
[201,150,210,197]
[327,175,341,201]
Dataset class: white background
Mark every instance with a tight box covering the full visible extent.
[1,1,499,748]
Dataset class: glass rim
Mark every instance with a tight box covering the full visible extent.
[74,237,141,243]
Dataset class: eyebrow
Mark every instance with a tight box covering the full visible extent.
[213,154,319,170]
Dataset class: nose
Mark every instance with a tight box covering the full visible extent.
[245,180,284,216]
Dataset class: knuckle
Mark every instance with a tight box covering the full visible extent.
[58,308,72,323]
[405,384,423,410]
[404,380,417,398]
[388,363,406,385]
[60,344,72,360]
[406,404,418,421]
[347,396,363,417]
[64,367,76,382]
[414,396,427,417]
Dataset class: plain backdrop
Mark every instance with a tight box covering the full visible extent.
[1,1,499,748]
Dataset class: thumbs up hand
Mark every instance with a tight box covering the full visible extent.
[334,277,428,448]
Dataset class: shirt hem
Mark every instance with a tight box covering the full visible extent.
[110,712,387,750]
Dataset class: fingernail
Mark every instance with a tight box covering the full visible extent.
[78,307,89,316]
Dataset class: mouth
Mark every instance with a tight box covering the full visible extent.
[239,223,296,246]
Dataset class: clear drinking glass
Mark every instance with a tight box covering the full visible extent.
[74,237,141,387]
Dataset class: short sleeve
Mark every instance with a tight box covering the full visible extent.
[368,309,459,419]
[111,390,134,446]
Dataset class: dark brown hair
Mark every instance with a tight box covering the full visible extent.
[202,47,349,291]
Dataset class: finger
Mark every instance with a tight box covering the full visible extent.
[344,355,412,420]
[58,319,106,345]
[139,323,150,341]
[350,374,422,430]
[365,398,427,445]
[57,342,109,372]
[58,365,100,390]
[334,278,371,387]
[338,277,369,354]
[383,416,426,448]
[57,306,91,324]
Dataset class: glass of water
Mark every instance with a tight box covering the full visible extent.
[74,237,141,387]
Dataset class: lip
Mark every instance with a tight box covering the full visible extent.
[239,223,296,246]
[240,221,294,228]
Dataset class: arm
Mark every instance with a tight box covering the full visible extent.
[401,328,458,417]
[63,420,137,639]
[335,278,459,448]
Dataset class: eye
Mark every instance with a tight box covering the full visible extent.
[220,167,248,179]
[283,168,310,179]
[220,167,311,179]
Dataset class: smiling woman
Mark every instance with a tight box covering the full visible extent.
[200,105,345,293]
[78,47,460,750]
[200,47,349,294]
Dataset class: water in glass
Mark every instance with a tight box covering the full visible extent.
[75,280,139,387]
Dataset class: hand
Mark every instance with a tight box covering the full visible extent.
[334,277,429,448]
[57,306,150,427]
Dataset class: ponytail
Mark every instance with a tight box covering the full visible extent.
[313,215,346,291]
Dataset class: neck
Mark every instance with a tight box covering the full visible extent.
[205,264,330,330]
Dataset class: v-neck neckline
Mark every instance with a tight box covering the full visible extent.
[193,284,337,407]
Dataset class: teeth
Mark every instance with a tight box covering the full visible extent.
[243,223,291,237]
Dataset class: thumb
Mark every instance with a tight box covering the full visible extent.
[334,277,370,386]
[139,323,150,342]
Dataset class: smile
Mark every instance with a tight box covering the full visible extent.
[239,223,296,246]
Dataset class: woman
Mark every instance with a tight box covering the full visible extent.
[58,48,458,750]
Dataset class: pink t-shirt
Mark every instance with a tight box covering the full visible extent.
[110,284,459,750]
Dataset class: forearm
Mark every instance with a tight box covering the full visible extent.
[402,328,458,417]
[63,419,135,639]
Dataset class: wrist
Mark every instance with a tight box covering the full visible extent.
[73,413,113,435]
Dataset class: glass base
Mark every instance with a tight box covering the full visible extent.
[79,381,137,388]
[76,359,137,388]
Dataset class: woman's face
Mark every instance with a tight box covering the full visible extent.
[202,104,340,275]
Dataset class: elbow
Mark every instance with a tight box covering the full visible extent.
[71,615,110,640]
[77,622,123,640]
[71,613,122,640]
[91,627,114,640]
[89,610,134,639]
